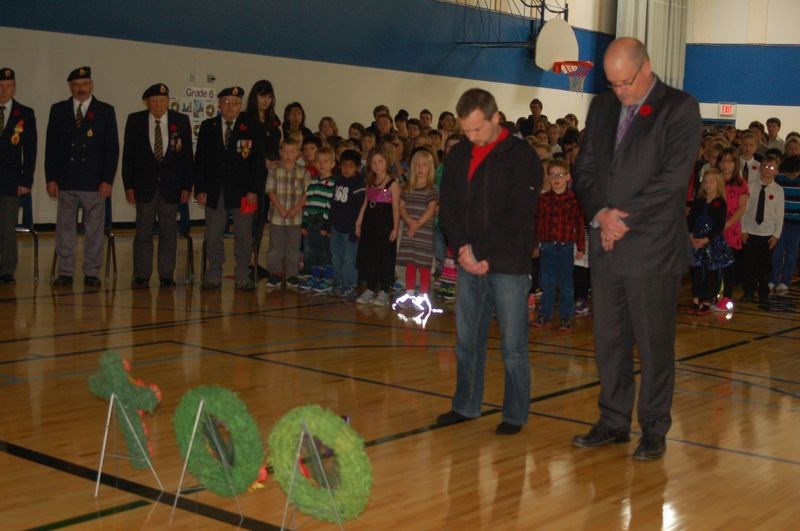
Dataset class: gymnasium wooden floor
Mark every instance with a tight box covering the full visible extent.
[1,231,799,530]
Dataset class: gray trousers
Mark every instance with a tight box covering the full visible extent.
[55,191,105,277]
[0,196,18,276]
[134,190,178,280]
[267,224,301,278]
[204,191,253,283]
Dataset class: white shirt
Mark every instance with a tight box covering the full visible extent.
[73,95,93,118]
[741,179,784,238]
[740,157,761,185]
[148,113,169,154]
[766,137,785,152]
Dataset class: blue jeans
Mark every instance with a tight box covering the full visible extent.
[538,242,575,320]
[330,228,358,289]
[771,223,800,286]
[452,268,532,426]
[303,215,331,271]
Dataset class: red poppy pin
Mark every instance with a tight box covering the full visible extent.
[769,194,774,200]
[639,104,652,117]
[169,123,177,132]
[239,123,248,132]
[86,110,95,120]
[712,199,721,208]
[12,109,20,117]
[752,164,757,171]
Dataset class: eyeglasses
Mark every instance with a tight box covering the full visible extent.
[548,172,567,179]
[607,62,644,90]
[762,164,778,171]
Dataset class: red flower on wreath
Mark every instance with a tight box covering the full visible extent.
[239,123,248,132]
[769,194,774,200]
[639,104,652,117]
[86,110,95,120]
[169,123,177,132]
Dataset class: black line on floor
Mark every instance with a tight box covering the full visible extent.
[0,340,171,367]
[26,500,150,530]
[0,439,279,530]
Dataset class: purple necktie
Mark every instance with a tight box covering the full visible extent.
[615,105,638,148]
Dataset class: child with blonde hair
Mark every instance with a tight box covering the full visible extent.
[686,168,734,314]
[396,148,439,309]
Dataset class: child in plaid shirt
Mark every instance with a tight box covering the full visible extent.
[266,139,310,288]
[533,159,585,331]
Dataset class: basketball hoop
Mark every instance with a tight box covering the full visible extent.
[553,60,594,93]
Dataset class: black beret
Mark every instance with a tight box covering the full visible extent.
[0,68,15,81]
[67,66,91,81]
[142,83,169,99]
[218,86,244,99]
[339,149,362,167]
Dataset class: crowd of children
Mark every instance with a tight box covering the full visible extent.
[252,93,797,324]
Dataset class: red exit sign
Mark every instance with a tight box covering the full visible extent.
[718,102,736,117]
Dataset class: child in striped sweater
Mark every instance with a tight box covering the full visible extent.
[300,147,336,292]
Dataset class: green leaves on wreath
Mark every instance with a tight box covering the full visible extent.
[89,351,162,469]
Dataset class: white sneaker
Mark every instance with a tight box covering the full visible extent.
[372,290,390,306]
[356,289,375,305]
[775,283,789,294]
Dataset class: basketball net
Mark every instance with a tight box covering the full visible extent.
[553,61,594,93]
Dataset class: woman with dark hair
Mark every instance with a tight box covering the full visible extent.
[282,101,314,141]
[246,79,282,278]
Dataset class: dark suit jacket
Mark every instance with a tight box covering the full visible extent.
[572,78,701,277]
[122,109,193,203]
[193,113,265,210]
[45,97,119,191]
[0,100,36,196]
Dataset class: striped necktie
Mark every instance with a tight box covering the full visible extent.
[154,120,164,162]
[224,120,233,147]
[75,104,84,128]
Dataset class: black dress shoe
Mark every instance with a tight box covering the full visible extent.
[571,423,630,448]
[159,278,176,288]
[53,275,73,286]
[84,276,102,287]
[131,277,149,289]
[632,433,666,460]
[436,410,472,425]
[495,421,522,435]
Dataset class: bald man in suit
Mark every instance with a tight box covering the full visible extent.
[571,38,701,460]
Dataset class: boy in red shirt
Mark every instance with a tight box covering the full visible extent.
[533,159,585,331]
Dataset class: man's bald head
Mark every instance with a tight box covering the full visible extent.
[603,37,653,106]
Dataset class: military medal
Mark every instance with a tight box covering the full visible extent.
[87,129,94,138]
[176,138,182,152]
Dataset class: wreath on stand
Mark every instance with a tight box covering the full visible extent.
[88,351,162,469]
[172,386,265,497]
[269,404,372,522]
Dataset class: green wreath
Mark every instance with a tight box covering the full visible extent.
[172,386,264,497]
[89,351,161,469]
[269,404,372,522]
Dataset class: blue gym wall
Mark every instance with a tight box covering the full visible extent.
[2,0,612,94]
[684,43,800,106]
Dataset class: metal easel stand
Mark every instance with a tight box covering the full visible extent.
[281,420,344,531]
[169,399,244,526]
[94,393,164,498]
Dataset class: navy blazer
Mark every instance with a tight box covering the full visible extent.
[193,113,265,210]
[45,97,119,191]
[122,109,193,204]
[0,99,37,196]
[572,78,702,277]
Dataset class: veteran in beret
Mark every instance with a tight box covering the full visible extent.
[193,86,265,290]
[0,68,37,285]
[122,83,193,289]
[45,66,119,288]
